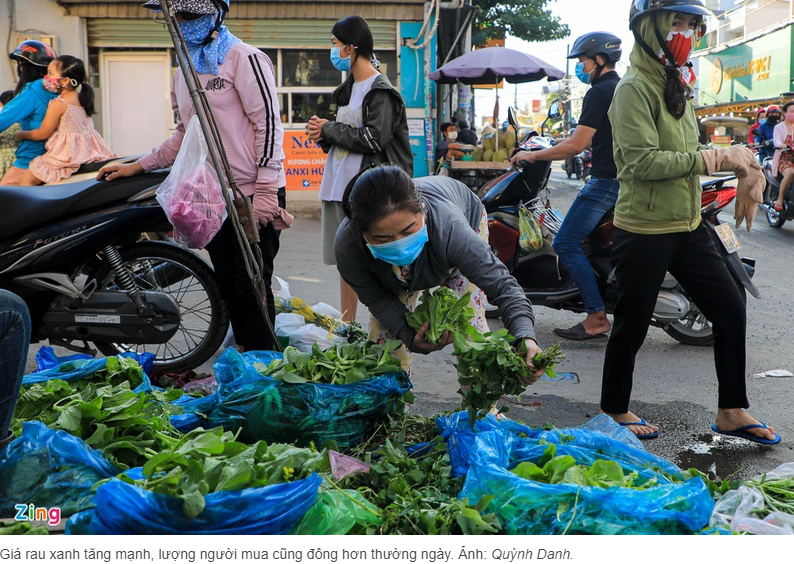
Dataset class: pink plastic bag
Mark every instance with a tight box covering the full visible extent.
[156,115,227,248]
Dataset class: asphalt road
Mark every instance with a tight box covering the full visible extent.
[24,168,794,480]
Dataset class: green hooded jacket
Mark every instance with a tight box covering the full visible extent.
[608,10,708,234]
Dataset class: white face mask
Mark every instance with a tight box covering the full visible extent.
[447,132,458,141]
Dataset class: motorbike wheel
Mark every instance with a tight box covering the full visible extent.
[94,241,229,373]
[662,283,746,346]
[763,182,786,227]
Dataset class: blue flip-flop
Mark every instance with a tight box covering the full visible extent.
[711,422,781,445]
[619,419,659,440]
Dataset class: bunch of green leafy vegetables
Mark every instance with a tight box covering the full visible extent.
[11,363,184,470]
[510,444,658,490]
[117,427,328,519]
[0,522,49,535]
[405,287,474,344]
[262,339,404,385]
[345,436,501,535]
[453,329,564,422]
[743,474,794,518]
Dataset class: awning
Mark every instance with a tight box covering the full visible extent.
[695,97,787,119]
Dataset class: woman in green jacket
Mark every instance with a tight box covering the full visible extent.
[601,0,779,444]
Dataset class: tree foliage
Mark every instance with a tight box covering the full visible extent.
[471,0,570,47]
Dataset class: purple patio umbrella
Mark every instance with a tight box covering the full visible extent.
[429,46,565,85]
[429,47,565,140]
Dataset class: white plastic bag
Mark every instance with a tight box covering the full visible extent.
[155,115,227,248]
[288,324,347,352]
[275,312,346,352]
[710,462,794,534]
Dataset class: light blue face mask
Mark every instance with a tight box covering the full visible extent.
[759,118,767,125]
[575,61,591,85]
[366,223,429,266]
[330,46,352,72]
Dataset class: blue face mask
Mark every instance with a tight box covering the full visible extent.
[759,118,767,125]
[366,223,429,266]
[330,46,352,72]
[575,61,591,85]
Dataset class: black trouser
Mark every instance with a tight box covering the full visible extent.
[205,188,285,351]
[601,224,749,414]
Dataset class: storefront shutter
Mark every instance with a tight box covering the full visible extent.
[87,19,397,49]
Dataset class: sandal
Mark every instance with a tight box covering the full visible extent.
[774,202,784,212]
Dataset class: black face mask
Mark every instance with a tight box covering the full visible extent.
[768,115,781,124]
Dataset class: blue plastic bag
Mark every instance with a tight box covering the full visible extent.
[23,346,155,386]
[66,473,321,535]
[174,348,411,448]
[437,411,681,478]
[0,422,119,518]
[458,429,714,535]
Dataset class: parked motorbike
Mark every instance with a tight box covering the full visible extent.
[581,148,592,180]
[753,144,794,228]
[479,118,759,346]
[0,158,229,372]
[562,152,584,179]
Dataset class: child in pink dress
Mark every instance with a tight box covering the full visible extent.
[15,55,115,185]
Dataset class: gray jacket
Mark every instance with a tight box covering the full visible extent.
[318,74,413,175]
[335,176,536,350]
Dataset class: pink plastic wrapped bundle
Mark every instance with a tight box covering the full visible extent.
[169,164,226,249]
[156,115,228,249]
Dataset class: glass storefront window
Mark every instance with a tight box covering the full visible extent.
[290,92,336,124]
[282,49,341,87]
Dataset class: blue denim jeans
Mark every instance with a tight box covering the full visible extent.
[0,290,31,440]
[551,177,620,314]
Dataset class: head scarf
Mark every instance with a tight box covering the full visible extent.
[179,13,241,75]
[631,10,698,90]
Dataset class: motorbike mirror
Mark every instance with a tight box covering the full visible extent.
[507,108,519,149]
[548,100,562,119]
[508,107,518,130]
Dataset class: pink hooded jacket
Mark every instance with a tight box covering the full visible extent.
[139,43,292,227]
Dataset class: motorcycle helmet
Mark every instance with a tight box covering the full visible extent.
[567,32,622,64]
[629,0,712,30]
[142,0,228,13]
[9,39,56,68]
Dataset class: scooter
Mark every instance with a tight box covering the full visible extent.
[754,145,794,228]
[0,158,229,372]
[562,152,585,179]
[479,111,759,346]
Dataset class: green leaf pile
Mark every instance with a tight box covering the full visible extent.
[348,437,501,535]
[120,427,328,519]
[11,357,184,470]
[510,444,656,490]
[405,287,474,344]
[454,329,564,423]
[262,340,404,385]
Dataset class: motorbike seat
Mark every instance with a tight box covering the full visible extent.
[0,171,169,238]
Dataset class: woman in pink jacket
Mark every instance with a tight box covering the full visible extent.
[99,0,292,352]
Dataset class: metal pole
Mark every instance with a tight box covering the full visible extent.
[159,0,281,351]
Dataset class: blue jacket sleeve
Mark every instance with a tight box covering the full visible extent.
[0,93,35,133]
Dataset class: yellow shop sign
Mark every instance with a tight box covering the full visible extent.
[723,56,772,81]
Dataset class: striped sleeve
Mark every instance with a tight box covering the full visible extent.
[237,49,284,181]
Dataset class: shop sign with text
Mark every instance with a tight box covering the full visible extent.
[283,131,326,191]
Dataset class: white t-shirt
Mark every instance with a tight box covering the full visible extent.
[319,73,379,202]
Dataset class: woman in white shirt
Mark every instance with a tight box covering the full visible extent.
[306,15,411,323]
